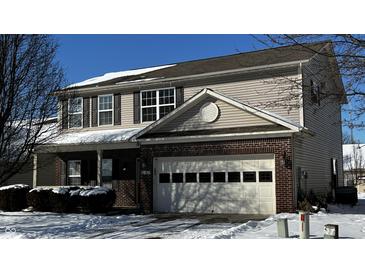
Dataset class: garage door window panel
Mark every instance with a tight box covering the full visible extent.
[159,173,170,183]
[259,171,273,182]
[172,173,183,183]
[213,172,226,183]
[243,172,256,182]
[199,172,211,183]
[185,173,197,183]
[228,172,241,183]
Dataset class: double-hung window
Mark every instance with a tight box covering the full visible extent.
[98,94,113,126]
[102,159,113,182]
[141,88,175,122]
[68,160,81,185]
[68,97,83,128]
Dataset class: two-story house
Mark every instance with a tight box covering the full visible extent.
[28,41,345,214]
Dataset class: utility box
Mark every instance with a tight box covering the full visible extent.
[299,211,310,239]
[324,224,339,239]
[277,218,289,238]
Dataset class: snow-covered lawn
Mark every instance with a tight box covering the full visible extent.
[1,194,365,239]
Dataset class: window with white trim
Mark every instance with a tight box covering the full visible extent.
[68,160,81,185]
[68,97,83,128]
[141,88,175,122]
[102,159,113,182]
[98,94,113,126]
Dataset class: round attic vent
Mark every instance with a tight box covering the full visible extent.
[200,102,219,123]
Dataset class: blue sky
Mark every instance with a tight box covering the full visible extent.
[54,34,363,142]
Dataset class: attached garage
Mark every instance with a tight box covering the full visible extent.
[153,154,276,214]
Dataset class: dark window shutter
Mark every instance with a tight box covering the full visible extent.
[114,93,121,125]
[61,99,68,129]
[176,86,184,107]
[91,96,98,127]
[133,91,141,124]
[83,97,90,128]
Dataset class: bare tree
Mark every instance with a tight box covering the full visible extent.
[0,35,64,186]
[344,145,365,186]
[253,34,365,129]
[342,132,354,144]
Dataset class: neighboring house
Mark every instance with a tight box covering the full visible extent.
[343,144,365,191]
[27,41,345,214]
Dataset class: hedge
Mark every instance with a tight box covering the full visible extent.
[0,184,31,211]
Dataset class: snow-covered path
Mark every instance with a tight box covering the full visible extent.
[1,194,365,239]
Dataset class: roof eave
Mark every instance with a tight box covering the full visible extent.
[54,59,310,96]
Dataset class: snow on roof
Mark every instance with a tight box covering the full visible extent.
[67,65,175,88]
[50,127,143,146]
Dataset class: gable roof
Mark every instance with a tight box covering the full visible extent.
[134,88,310,140]
[65,41,329,90]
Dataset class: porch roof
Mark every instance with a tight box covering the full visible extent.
[49,127,143,146]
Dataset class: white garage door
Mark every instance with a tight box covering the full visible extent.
[153,154,276,214]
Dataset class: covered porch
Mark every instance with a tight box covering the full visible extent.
[34,128,143,208]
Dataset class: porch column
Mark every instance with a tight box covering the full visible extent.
[97,149,103,186]
[32,154,38,188]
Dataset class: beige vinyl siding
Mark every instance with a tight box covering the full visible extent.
[293,55,344,198]
[36,154,57,186]
[4,154,57,187]
[62,69,302,131]
[184,74,302,125]
[5,162,33,187]
[156,96,274,132]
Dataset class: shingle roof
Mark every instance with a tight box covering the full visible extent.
[66,41,329,89]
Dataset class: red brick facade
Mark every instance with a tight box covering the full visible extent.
[139,137,294,213]
[52,138,295,213]
[112,180,138,208]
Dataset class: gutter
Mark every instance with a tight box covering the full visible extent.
[137,130,298,145]
[55,59,310,95]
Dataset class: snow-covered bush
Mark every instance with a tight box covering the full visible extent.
[0,184,31,211]
[78,187,116,213]
[27,187,53,211]
[49,188,72,213]
[27,186,116,213]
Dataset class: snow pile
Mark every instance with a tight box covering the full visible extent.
[52,187,69,195]
[79,187,110,197]
[50,127,144,145]
[67,64,175,88]
[29,187,53,193]
[0,184,30,191]
[212,213,295,239]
